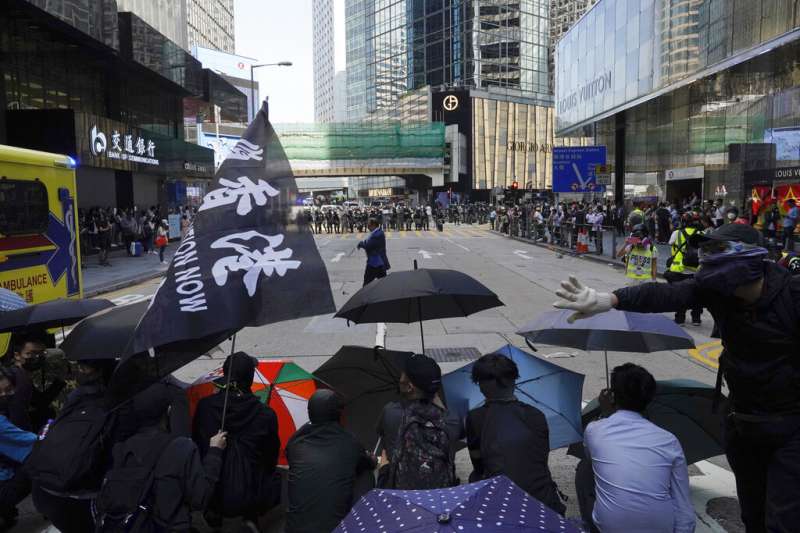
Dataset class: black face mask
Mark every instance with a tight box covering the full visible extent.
[23,356,44,372]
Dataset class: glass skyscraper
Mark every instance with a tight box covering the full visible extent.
[346,0,551,122]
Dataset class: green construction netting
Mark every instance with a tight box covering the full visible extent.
[274,122,445,160]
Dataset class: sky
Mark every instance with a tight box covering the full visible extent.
[234,0,346,124]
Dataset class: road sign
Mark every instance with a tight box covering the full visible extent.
[552,146,607,193]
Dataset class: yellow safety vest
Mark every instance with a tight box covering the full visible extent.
[669,227,698,274]
[626,245,656,280]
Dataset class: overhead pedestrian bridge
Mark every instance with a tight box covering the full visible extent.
[274,123,447,186]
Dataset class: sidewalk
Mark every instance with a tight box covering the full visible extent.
[81,247,174,297]
[491,228,673,276]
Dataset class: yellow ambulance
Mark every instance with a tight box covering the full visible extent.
[0,144,82,352]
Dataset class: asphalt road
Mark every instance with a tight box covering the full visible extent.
[26,224,742,532]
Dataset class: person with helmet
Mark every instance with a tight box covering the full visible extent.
[665,213,703,325]
[618,224,658,283]
[553,223,800,532]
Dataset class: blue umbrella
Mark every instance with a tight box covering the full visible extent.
[0,289,26,312]
[334,475,585,533]
[442,344,584,449]
[517,309,695,385]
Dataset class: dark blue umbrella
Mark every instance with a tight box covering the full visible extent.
[334,475,585,532]
[442,344,584,449]
[517,309,695,385]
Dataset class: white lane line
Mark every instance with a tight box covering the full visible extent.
[331,252,345,263]
[691,460,737,533]
[513,250,532,259]
[444,237,470,252]
[418,250,444,260]
[375,323,387,348]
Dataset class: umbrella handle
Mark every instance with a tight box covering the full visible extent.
[524,338,538,352]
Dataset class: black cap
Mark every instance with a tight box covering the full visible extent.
[405,354,442,394]
[695,223,763,246]
[308,389,344,424]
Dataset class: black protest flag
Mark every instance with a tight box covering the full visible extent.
[111,102,334,396]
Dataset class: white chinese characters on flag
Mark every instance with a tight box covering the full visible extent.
[117,102,334,388]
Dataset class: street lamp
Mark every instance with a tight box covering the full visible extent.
[250,61,293,118]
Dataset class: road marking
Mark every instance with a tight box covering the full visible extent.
[691,460,738,533]
[513,250,532,259]
[444,237,471,252]
[418,250,444,260]
[331,252,345,263]
[110,293,150,306]
[688,340,722,369]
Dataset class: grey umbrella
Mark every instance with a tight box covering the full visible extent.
[517,309,696,385]
[568,379,727,465]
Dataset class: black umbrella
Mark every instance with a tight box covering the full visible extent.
[313,345,413,451]
[334,262,503,352]
[0,298,114,334]
[568,379,727,465]
[60,300,234,404]
[517,309,695,385]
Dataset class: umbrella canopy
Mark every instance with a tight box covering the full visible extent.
[313,345,414,451]
[184,360,320,466]
[334,475,584,533]
[442,344,584,450]
[0,289,26,312]
[517,309,695,353]
[568,379,727,465]
[0,298,114,333]
[60,300,234,404]
[334,268,503,324]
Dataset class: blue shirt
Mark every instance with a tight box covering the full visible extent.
[0,415,36,480]
[584,410,695,533]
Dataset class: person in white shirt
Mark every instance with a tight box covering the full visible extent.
[583,363,695,533]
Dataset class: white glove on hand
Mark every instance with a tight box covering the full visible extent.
[553,276,614,323]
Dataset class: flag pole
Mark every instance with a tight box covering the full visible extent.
[220,333,237,430]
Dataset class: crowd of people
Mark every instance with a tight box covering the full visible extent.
[78,205,195,266]
[493,194,798,259]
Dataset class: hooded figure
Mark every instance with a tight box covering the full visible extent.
[193,352,280,522]
[285,390,376,533]
[553,223,800,532]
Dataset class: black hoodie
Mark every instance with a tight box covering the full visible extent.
[193,389,279,516]
[614,262,800,413]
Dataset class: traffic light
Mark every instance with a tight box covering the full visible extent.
[510,181,519,190]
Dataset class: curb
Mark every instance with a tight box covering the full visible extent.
[83,270,164,298]
[489,229,669,279]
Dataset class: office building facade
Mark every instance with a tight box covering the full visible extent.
[0,0,250,210]
[556,0,800,211]
[313,0,336,123]
[345,0,564,195]
[116,0,189,49]
[548,0,597,92]
[187,0,235,54]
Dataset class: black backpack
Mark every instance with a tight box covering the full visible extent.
[387,401,453,490]
[27,399,110,494]
[95,433,176,533]
[667,229,699,269]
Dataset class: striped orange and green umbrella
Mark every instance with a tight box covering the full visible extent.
[186,359,320,466]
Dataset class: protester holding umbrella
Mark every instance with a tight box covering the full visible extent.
[94,383,227,532]
[465,353,565,515]
[192,352,280,528]
[357,217,391,286]
[553,223,800,532]
[0,367,36,530]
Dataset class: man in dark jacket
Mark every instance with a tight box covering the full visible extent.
[357,217,390,286]
[30,359,132,533]
[285,390,376,533]
[101,383,226,531]
[466,353,564,514]
[193,352,280,527]
[553,223,800,533]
